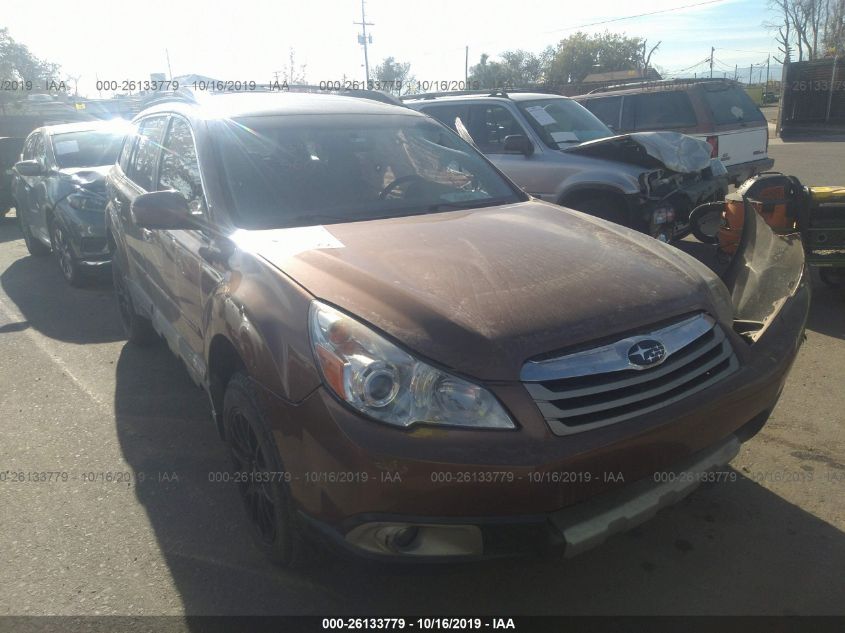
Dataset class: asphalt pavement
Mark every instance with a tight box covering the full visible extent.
[0,138,843,618]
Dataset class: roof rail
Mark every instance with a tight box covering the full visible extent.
[399,89,513,101]
[586,77,736,94]
[138,84,404,108]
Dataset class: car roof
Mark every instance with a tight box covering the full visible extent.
[135,91,424,121]
[403,92,569,104]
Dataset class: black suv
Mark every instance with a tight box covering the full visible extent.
[12,121,125,284]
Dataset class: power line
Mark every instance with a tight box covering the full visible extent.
[536,0,730,36]
[410,0,731,60]
[715,47,773,54]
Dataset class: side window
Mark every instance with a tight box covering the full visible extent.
[128,116,168,191]
[632,92,697,131]
[118,129,137,173]
[157,117,204,214]
[22,134,36,160]
[421,105,467,132]
[582,97,622,131]
[467,104,526,153]
[32,134,46,164]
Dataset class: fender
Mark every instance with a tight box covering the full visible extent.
[201,253,322,407]
[554,168,641,205]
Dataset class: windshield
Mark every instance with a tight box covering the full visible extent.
[50,130,124,168]
[216,114,524,229]
[518,98,612,148]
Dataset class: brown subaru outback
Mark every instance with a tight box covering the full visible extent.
[105,91,809,565]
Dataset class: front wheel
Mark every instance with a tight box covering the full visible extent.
[111,250,157,345]
[51,220,85,286]
[223,372,306,566]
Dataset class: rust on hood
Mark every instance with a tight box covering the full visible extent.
[250,200,721,381]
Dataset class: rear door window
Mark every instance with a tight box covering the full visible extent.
[420,105,469,132]
[128,115,168,191]
[703,85,766,125]
[466,104,527,153]
[582,96,622,131]
[631,91,697,130]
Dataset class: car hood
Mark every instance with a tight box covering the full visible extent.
[565,131,713,174]
[54,165,110,198]
[242,201,720,381]
[59,165,112,192]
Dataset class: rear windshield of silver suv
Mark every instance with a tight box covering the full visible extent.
[702,84,766,125]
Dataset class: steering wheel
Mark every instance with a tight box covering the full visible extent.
[378,174,427,200]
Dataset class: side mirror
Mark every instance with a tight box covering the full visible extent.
[503,134,534,157]
[131,191,194,230]
[14,160,44,177]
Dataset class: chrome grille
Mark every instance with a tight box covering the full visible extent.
[521,314,739,436]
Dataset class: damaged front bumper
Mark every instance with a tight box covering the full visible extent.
[721,197,808,340]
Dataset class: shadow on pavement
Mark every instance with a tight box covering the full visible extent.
[778,132,845,143]
[112,341,845,617]
[0,229,122,344]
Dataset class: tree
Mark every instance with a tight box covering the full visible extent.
[766,0,844,62]
[468,48,553,89]
[0,28,62,105]
[279,48,307,85]
[639,39,662,77]
[373,56,414,94]
[546,31,647,85]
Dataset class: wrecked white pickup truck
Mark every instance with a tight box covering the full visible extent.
[404,91,729,241]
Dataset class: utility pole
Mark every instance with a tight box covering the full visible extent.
[734,64,738,81]
[765,54,770,92]
[354,0,374,85]
[465,46,469,86]
[826,43,840,122]
[709,46,714,78]
[749,63,754,85]
[165,48,173,81]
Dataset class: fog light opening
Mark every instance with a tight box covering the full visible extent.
[345,522,484,557]
[389,526,420,551]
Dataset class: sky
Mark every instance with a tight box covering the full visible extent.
[2,0,782,97]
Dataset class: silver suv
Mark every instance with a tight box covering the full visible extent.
[404,91,728,239]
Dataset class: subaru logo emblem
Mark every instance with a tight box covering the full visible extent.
[627,339,666,367]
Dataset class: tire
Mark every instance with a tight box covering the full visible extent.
[18,205,51,256]
[819,267,845,287]
[223,372,306,567]
[111,249,157,345]
[565,193,629,228]
[50,219,86,287]
[689,203,723,245]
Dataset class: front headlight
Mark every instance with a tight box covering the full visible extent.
[309,301,515,429]
[67,192,106,212]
